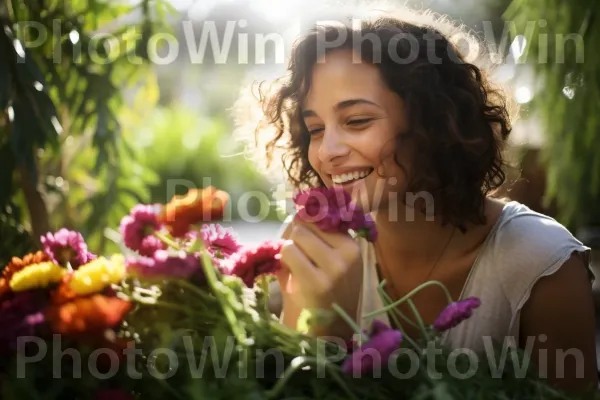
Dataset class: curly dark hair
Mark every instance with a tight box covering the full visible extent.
[252,11,513,230]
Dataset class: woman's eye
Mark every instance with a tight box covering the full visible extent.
[308,127,324,135]
[347,118,373,126]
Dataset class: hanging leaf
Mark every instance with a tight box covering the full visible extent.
[0,141,15,209]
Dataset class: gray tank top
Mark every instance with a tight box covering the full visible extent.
[356,201,593,353]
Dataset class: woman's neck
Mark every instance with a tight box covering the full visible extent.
[374,205,454,263]
[372,197,505,266]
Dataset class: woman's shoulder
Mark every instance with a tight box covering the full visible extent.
[487,200,589,264]
[479,200,593,299]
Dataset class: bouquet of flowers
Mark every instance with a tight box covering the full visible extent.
[0,186,590,399]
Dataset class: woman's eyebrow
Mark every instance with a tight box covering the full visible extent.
[302,98,382,118]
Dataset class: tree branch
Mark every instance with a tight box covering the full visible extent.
[17,161,50,247]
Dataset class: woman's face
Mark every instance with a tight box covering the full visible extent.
[302,49,410,213]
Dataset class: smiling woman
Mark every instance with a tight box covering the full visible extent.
[234,4,598,396]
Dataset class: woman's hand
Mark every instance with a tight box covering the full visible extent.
[277,217,363,339]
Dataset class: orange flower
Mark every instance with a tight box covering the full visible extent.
[50,275,78,305]
[0,251,50,298]
[159,186,229,237]
[45,294,132,335]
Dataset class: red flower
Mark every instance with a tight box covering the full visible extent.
[159,186,229,237]
[224,241,283,287]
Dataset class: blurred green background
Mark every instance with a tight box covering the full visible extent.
[1,0,599,263]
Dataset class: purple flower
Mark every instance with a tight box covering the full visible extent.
[432,297,481,332]
[120,204,166,256]
[0,290,48,355]
[223,241,283,287]
[200,224,242,257]
[41,228,95,268]
[342,320,402,376]
[126,250,201,279]
[293,188,377,242]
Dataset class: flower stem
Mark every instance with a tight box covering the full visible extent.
[259,276,270,316]
[195,243,247,345]
[377,280,419,329]
[364,280,453,319]
[265,356,358,400]
[331,303,367,343]
[407,299,430,342]
[154,231,181,250]
[376,285,420,350]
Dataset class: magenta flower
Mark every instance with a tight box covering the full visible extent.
[0,290,48,355]
[293,187,377,242]
[432,297,481,332]
[224,241,283,287]
[120,204,166,256]
[200,224,241,257]
[126,250,201,279]
[342,320,402,376]
[41,228,95,268]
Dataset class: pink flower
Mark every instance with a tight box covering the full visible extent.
[41,228,95,268]
[200,224,241,257]
[293,187,377,242]
[126,250,202,281]
[432,297,481,332]
[342,320,402,376]
[120,204,166,256]
[224,241,283,287]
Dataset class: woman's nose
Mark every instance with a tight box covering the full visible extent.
[318,127,350,164]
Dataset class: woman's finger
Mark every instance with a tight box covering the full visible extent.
[294,218,361,266]
[289,224,333,267]
[293,217,351,248]
[280,240,328,292]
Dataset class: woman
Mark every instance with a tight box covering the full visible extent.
[236,5,598,394]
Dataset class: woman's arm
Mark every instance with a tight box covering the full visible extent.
[519,252,598,396]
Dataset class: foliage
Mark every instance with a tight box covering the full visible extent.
[127,106,280,222]
[0,0,175,263]
[504,1,600,228]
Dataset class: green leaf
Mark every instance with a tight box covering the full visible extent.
[0,142,15,208]
[0,30,12,111]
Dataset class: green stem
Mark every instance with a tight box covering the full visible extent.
[376,286,421,351]
[265,356,358,400]
[407,299,430,342]
[187,235,203,253]
[364,280,453,319]
[377,281,419,329]
[259,276,270,315]
[331,303,367,343]
[154,231,181,250]
[196,245,247,345]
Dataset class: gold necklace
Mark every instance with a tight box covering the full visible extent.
[375,227,456,300]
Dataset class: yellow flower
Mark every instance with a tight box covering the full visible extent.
[9,262,66,292]
[68,256,126,296]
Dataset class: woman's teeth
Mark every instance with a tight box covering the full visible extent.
[332,169,372,184]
